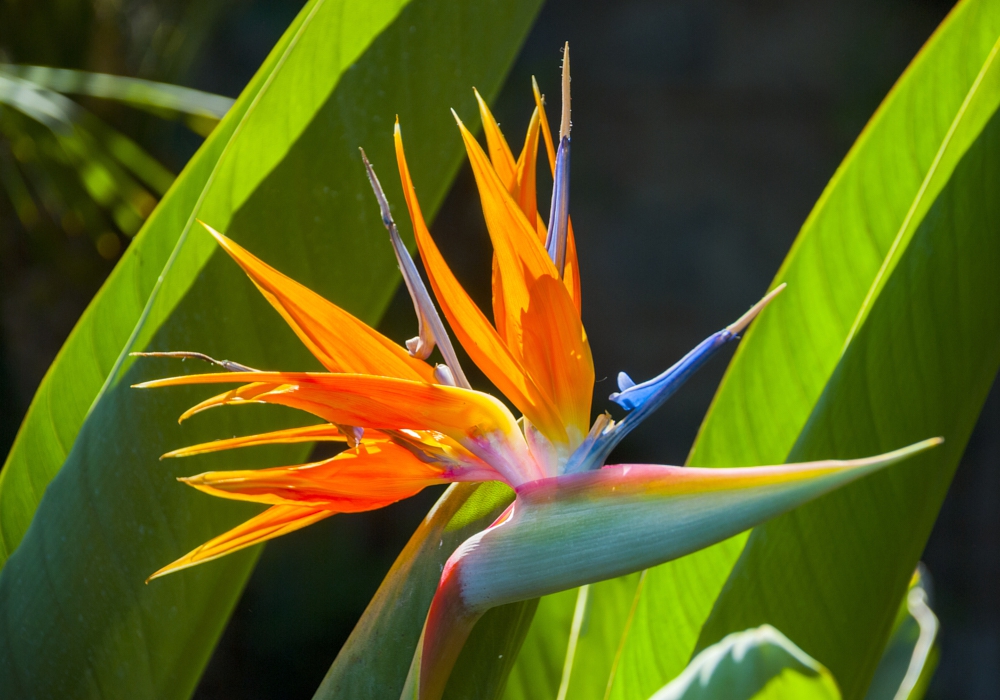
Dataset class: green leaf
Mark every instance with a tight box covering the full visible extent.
[0,64,234,137]
[0,0,543,697]
[506,553,731,700]
[646,625,840,700]
[508,1,1000,698]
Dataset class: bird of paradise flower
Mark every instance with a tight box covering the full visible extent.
[136,45,940,700]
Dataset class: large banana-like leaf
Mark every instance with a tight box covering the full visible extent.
[505,1,1000,698]
[0,0,542,697]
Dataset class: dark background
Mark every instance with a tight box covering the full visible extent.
[1,0,996,698]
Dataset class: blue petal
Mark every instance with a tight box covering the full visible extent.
[564,285,786,474]
[545,136,570,274]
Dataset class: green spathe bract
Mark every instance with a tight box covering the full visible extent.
[454,446,940,613]
[403,443,940,700]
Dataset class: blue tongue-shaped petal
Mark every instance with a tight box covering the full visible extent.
[565,284,786,473]
[609,330,734,412]
[610,283,786,414]
[616,371,636,392]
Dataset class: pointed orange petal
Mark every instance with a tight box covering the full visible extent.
[532,77,557,172]
[490,252,510,344]
[564,220,582,313]
[521,275,594,442]
[491,107,544,335]
[161,423,385,459]
[455,114,558,283]
[180,442,450,508]
[138,371,543,484]
[473,88,518,193]
[144,372,512,432]
[201,223,434,382]
[515,107,541,227]
[148,504,334,580]
[173,382,365,429]
[394,124,567,446]
[454,114,564,356]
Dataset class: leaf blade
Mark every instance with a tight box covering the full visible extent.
[509,2,1000,698]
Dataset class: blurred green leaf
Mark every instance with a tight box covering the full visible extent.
[0,72,171,243]
[506,1,1000,699]
[0,64,235,119]
[646,625,840,700]
[0,0,543,697]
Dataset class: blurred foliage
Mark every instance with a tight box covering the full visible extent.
[0,0,241,449]
[0,0,237,260]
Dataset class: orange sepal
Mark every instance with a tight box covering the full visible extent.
[140,372,513,434]
[456,114,592,443]
[179,442,449,508]
[173,382,352,427]
[148,504,335,581]
[515,107,541,227]
[532,78,557,172]
[137,371,542,483]
[492,106,543,342]
[454,115,560,323]
[161,423,385,459]
[201,223,434,382]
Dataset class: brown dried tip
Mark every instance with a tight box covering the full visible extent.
[559,42,571,140]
